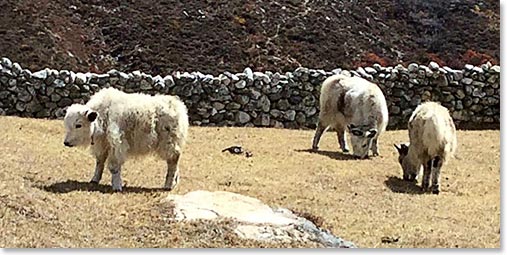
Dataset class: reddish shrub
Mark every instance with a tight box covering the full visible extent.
[354,52,390,67]
[462,49,498,66]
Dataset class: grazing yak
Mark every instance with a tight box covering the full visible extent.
[394,101,457,194]
[312,74,389,159]
[63,87,189,192]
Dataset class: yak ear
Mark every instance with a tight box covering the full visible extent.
[394,143,409,155]
[86,111,98,122]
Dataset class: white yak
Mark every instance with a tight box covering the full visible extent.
[312,74,389,159]
[63,87,189,192]
[394,101,457,194]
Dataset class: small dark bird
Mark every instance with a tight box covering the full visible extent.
[222,145,244,154]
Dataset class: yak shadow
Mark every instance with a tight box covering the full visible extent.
[384,176,425,195]
[38,180,168,194]
[295,148,358,161]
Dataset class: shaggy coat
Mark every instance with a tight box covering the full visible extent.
[63,87,189,191]
[312,74,389,159]
[395,101,457,194]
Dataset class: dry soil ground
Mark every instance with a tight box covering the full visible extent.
[0,116,500,248]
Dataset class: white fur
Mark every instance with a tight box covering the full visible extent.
[63,87,189,191]
[395,101,457,194]
[312,74,389,159]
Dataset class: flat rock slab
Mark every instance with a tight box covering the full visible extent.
[163,190,356,248]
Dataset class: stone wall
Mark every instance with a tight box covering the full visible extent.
[0,57,500,130]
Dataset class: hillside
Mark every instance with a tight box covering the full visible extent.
[0,0,499,75]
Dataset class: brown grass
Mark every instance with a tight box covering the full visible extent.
[0,116,500,248]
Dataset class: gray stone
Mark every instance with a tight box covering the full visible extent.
[428,61,439,70]
[407,63,419,72]
[455,100,463,110]
[244,67,254,82]
[257,95,271,112]
[11,63,22,76]
[260,114,270,126]
[139,79,152,90]
[254,72,270,83]
[25,101,44,113]
[270,109,282,118]
[161,75,174,88]
[0,76,9,85]
[236,111,251,124]
[364,67,377,75]
[461,77,473,85]
[54,79,66,88]
[18,89,32,102]
[0,91,10,99]
[57,98,73,107]
[490,65,500,73]
[8,79,16,87]
[226,102,241,110]
[32,70,47,80]
[235,95,250,105]
[472,88,485,98]
[235,80,246,89]
[303,106,317,116]
[1,57,13,69]
[456,89,466,99]
[15,102,25,112]
[277,99,290,110]
[284,110,296,121]
[295,111,306,124]
[50,93,62,102]
[163,190,356,248]
[464,64,474,72]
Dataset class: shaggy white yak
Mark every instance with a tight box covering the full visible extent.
[312,74,389,159]
[395,101,457,194]
[63,87,189,192]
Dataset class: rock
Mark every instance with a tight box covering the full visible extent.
[364,67,377,75]
[75,73,87,85]
[235,95,250,105]
[428,61,439,70]
[235,80,247,89]
[226,102,241,110]
[270,109,282,118]
[244,67,254,82]
[464,64,474,72]
[407,63,419,72]
[461,77,473,85]
[295,111,306,124]
[258,114,270,126]
[236,111,251,124]
[490,65,500,73]
[257,95,271,112]
[284,110,296,121]
[456,89,466,99]
[1,57,13,69]
[18,89,32,102]
[254,72,270,83]
[455,100,463,110]
[32,70,48,80]
[50,94,61,102]
[25,101,44,113]
[390,105,401,114]
[57,98,73,107]
[139,79,152,90]
[277,99,290,110]
[163,190,356,248]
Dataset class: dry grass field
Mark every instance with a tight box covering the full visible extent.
[0,116,500,248]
